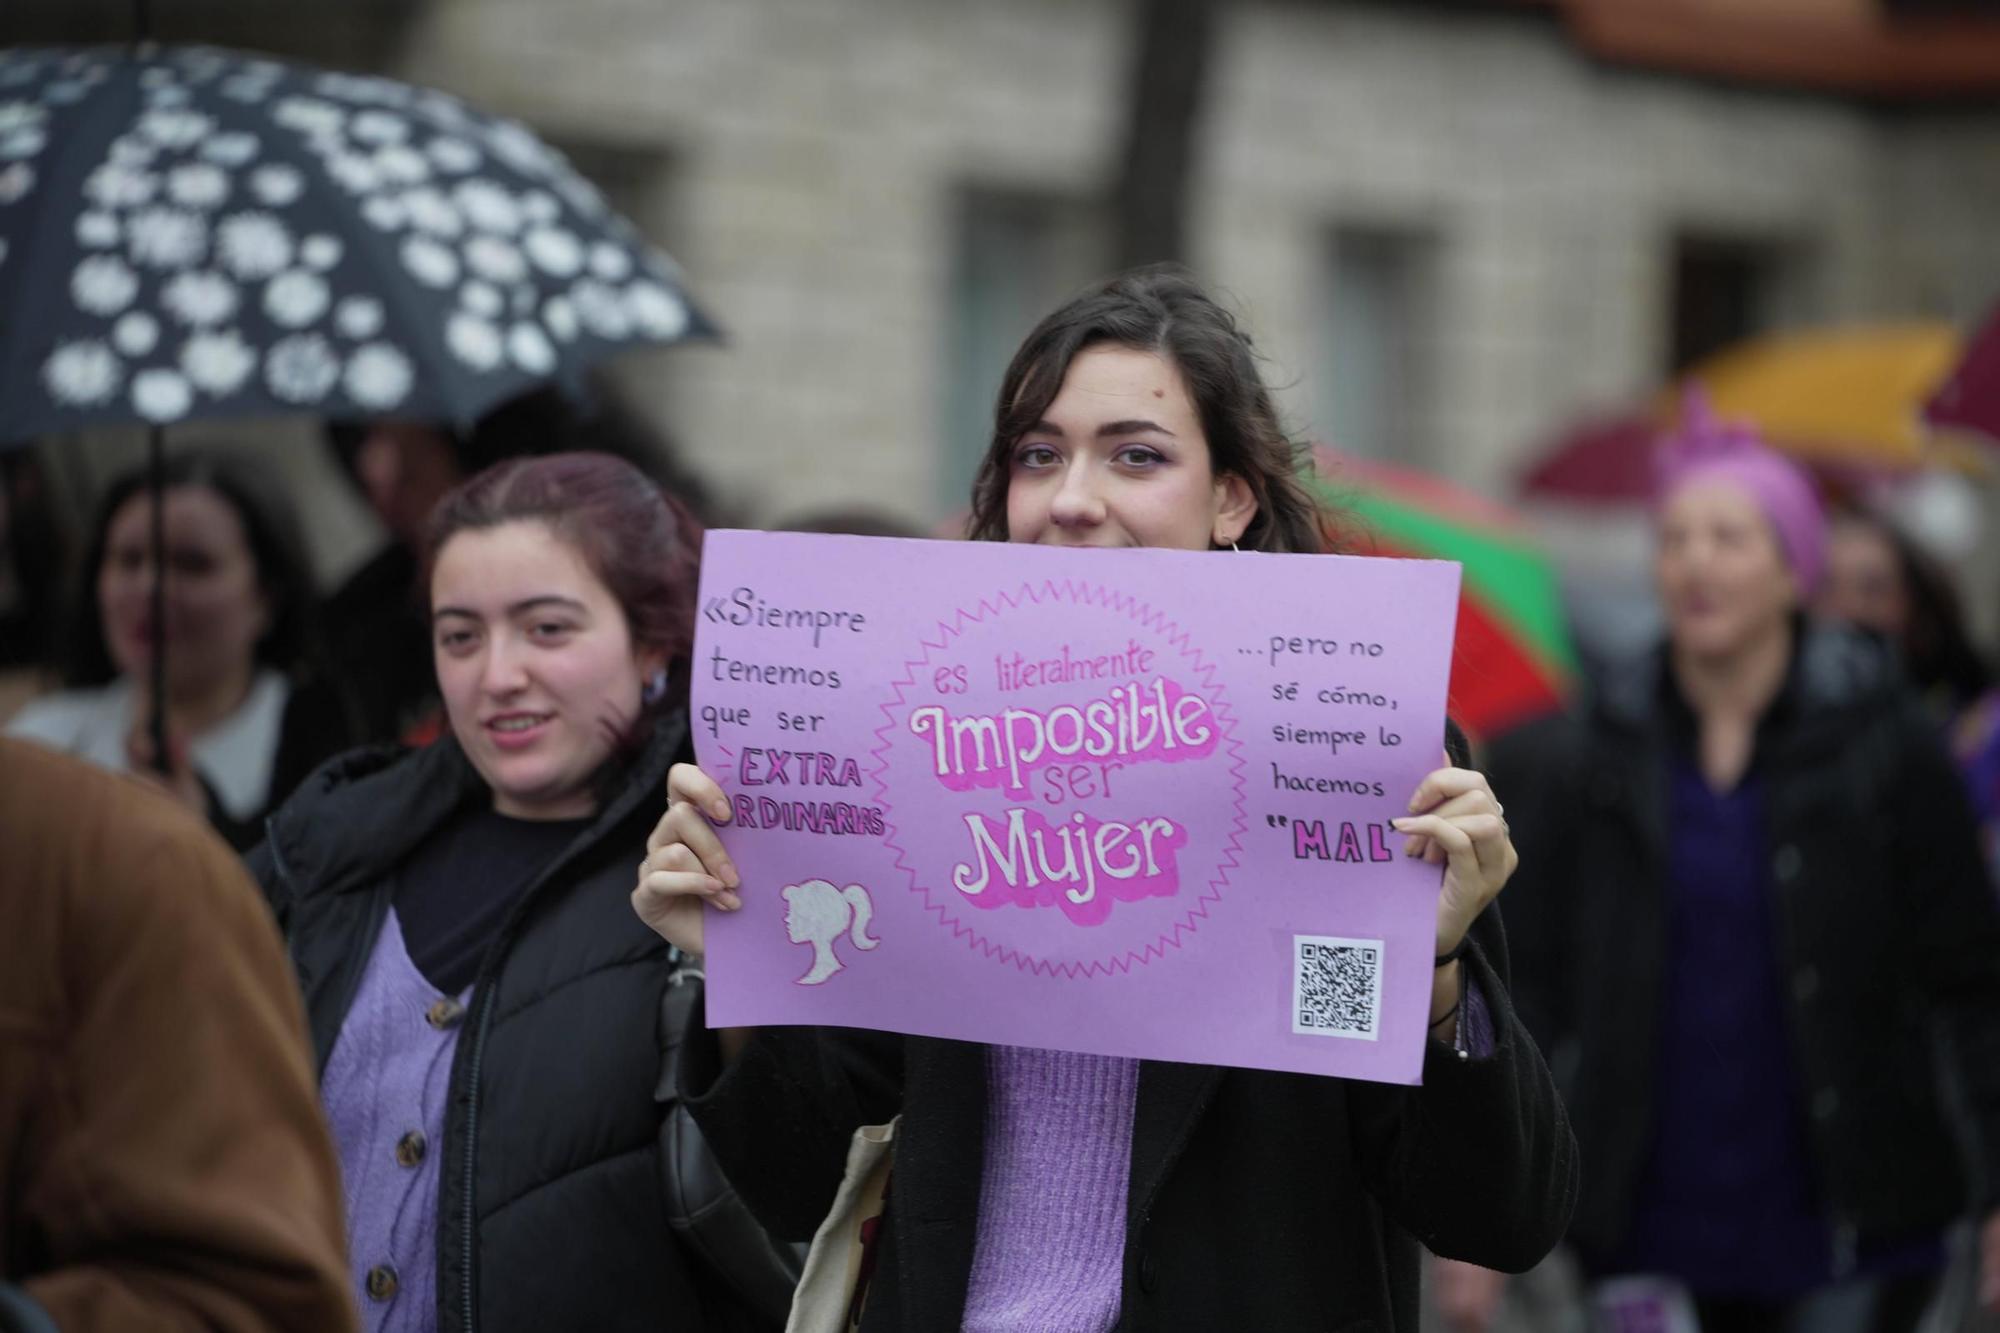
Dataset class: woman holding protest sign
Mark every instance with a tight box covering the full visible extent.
[249,452,794,1332]
[634,267,1577,1332]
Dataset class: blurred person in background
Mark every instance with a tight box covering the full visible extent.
[1815,504,1991,729]
[1465,393,2000,1332]
[5,450,358,850]
[1,737,355,1333]
[323,382,718,747]
[251,453,786,1332]
[0,451,66,676]
[1816,503,2000,895]
[773,507,927,539]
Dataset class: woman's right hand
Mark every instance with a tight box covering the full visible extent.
[631,763,742,957]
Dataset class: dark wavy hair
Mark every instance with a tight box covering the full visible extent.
[423,451,702,734]
[966,266,1330,554]
[61,450,317,687]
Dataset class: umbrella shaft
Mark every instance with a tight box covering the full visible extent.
[148,426,169,777]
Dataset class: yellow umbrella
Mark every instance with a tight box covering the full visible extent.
[1655,323,1987,474]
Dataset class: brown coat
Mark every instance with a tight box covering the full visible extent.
[0,738,356,1332]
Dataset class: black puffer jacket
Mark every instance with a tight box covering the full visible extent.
[682,905,1578,1332]
[1488,625,2000,1260]
[249,716,779,1333]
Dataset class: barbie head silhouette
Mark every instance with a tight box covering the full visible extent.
[783,879,879,985]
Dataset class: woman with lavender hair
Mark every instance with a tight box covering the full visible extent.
[1481,392,2000,1331]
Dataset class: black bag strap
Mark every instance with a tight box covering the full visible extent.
[656,958,804,1326]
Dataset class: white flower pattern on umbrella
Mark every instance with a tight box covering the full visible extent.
[465,234,527,285]
[167,162,231,209]
[351,110,410,145]
[543,296,579,342]
[181,329,257,395]
[201,131,260,166]
[626,282,688,340]
[525,226,584,278]
[301,234,343,270]
[250,163,305,206]
[325,152,382,196]
[107,136,156,166]
[508,322,556,375]
[428,137,482,173]
[215,212,293,280]
[0,162,34,205]
[126,207,207,269]
[43,341,123,407]
[137,107,213,149]
[571,280,631,340]
[362,195,406,231]
[345,342,414,409]
[335,296,386,339]
[72,255,139,315]
[402,187,463,238]
[132,368,194,422]
[374,145,430,187]
[461,281,504,318]
[76,211,120,247]
[272,96,344,138]
[0,101,45,135]
[447,312,503,371]
[264,333,341,402]
[114,312,161,356]
[162,269,240,326]
[264,269,330,328]
[588,242,631,281]
[402,235,459,288]
[454,179,520,234]
[486,121,554,176]
[1,128,46,160]
[521,191,560,225]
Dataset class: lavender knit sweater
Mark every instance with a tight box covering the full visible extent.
[321,910,464,1332]
[962,1046,1140,1333]
[957,984,1497,1332]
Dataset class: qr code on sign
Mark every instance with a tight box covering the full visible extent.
[1292,935,1384,1040]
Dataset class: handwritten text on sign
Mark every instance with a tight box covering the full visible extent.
[693,532,1461,1084]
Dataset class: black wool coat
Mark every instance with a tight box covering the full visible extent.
[683,902,1577,1333]
[1487,625,2000,1261]
[249,717,778,1333]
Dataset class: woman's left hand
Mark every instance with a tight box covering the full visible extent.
[1393,764,1516,958]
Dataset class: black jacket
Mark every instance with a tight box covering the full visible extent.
[1488,625,2000,1260]
[682,905,1577,1332]
[250,717,775,1333]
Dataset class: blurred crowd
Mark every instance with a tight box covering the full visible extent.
[2,260,1998,1333]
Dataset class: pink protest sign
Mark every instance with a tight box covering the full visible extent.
[693,531,1462,1084]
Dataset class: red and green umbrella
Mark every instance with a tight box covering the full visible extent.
[1309,448,1575,741]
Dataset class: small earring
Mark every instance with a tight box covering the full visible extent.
[642,668,668,705]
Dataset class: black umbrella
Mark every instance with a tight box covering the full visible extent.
[0,43,717,768]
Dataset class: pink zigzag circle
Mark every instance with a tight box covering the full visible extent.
[869,579,1249,979]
